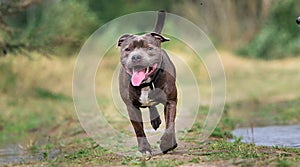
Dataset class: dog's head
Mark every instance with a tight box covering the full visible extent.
[117,33,169,86]
[297,16,300,27]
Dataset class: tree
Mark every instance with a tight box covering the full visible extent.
[0,0,99,56]
[0,0,41,56]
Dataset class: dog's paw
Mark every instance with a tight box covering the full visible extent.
[139,147,152,154]
[160,132,177,154]
[135,150,152,160]
[139,148,152,160]
[151,115,161,130]
[138,137,152,154]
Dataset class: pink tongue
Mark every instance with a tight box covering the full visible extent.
[131,70,146,86]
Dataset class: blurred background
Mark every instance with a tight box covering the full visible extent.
[0,0,300,160]
[1,0,299,58]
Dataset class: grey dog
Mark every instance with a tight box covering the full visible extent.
[117,11,178,155]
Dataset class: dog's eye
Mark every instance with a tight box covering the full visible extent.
[124,48,131,52]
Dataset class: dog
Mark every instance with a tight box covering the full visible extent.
[297,16,300,27]
[117,11,177,155]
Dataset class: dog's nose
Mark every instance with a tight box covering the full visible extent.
[131,54,142,62]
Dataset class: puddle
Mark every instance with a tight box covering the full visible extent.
[231,124,300,148]
[0,144,60,165]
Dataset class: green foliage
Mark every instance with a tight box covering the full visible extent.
[21,0,99,55]
[211,113,235,138]
[208,140,259,159]
[237,0,300,59]
[88,0,175,23]
[211,127,233,138]
[187,106,234,139]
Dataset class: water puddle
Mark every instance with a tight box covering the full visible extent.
[231,124,300,148]
[0,144,60,165]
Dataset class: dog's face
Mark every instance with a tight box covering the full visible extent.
[297,16,300,27]
[117,33,169,86]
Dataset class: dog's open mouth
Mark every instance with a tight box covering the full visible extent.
[126,63,158,86]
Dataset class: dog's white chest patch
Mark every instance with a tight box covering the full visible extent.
[139,86,155,107]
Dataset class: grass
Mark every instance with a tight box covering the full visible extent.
[0,53,77,145]
[34,87,72,101]
[1,49,300,166]
[13,135,299,166]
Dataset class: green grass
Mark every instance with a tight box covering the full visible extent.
[230,97,300,127]
[207,140,259,159]
[12,135,299,166]
[0,98,74,144]
[34,87,71,101]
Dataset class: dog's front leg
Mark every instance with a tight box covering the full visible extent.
[127,105,151,154]
[160,100,177,153]
[149,106,161,130]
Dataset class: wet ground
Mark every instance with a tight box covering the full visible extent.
[231,124,300,148]
[0,144,60,165]
[0,145,38,165]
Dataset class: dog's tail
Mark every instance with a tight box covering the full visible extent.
[153,10,166,34]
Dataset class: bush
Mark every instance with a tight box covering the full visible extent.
[15,0,99,56]
[237,0,300,59]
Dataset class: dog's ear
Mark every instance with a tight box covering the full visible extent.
[150,32,170,43]
[117,34,134,48]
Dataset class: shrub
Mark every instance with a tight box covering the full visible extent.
[237,0,300,59]
[11,0,99,56]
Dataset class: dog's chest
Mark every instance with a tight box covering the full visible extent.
[139,86,156,107]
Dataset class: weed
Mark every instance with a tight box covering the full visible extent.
[211,116,235,138]
[207,140,259,159]
[211,127,232,138]
[233,136,242,143]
